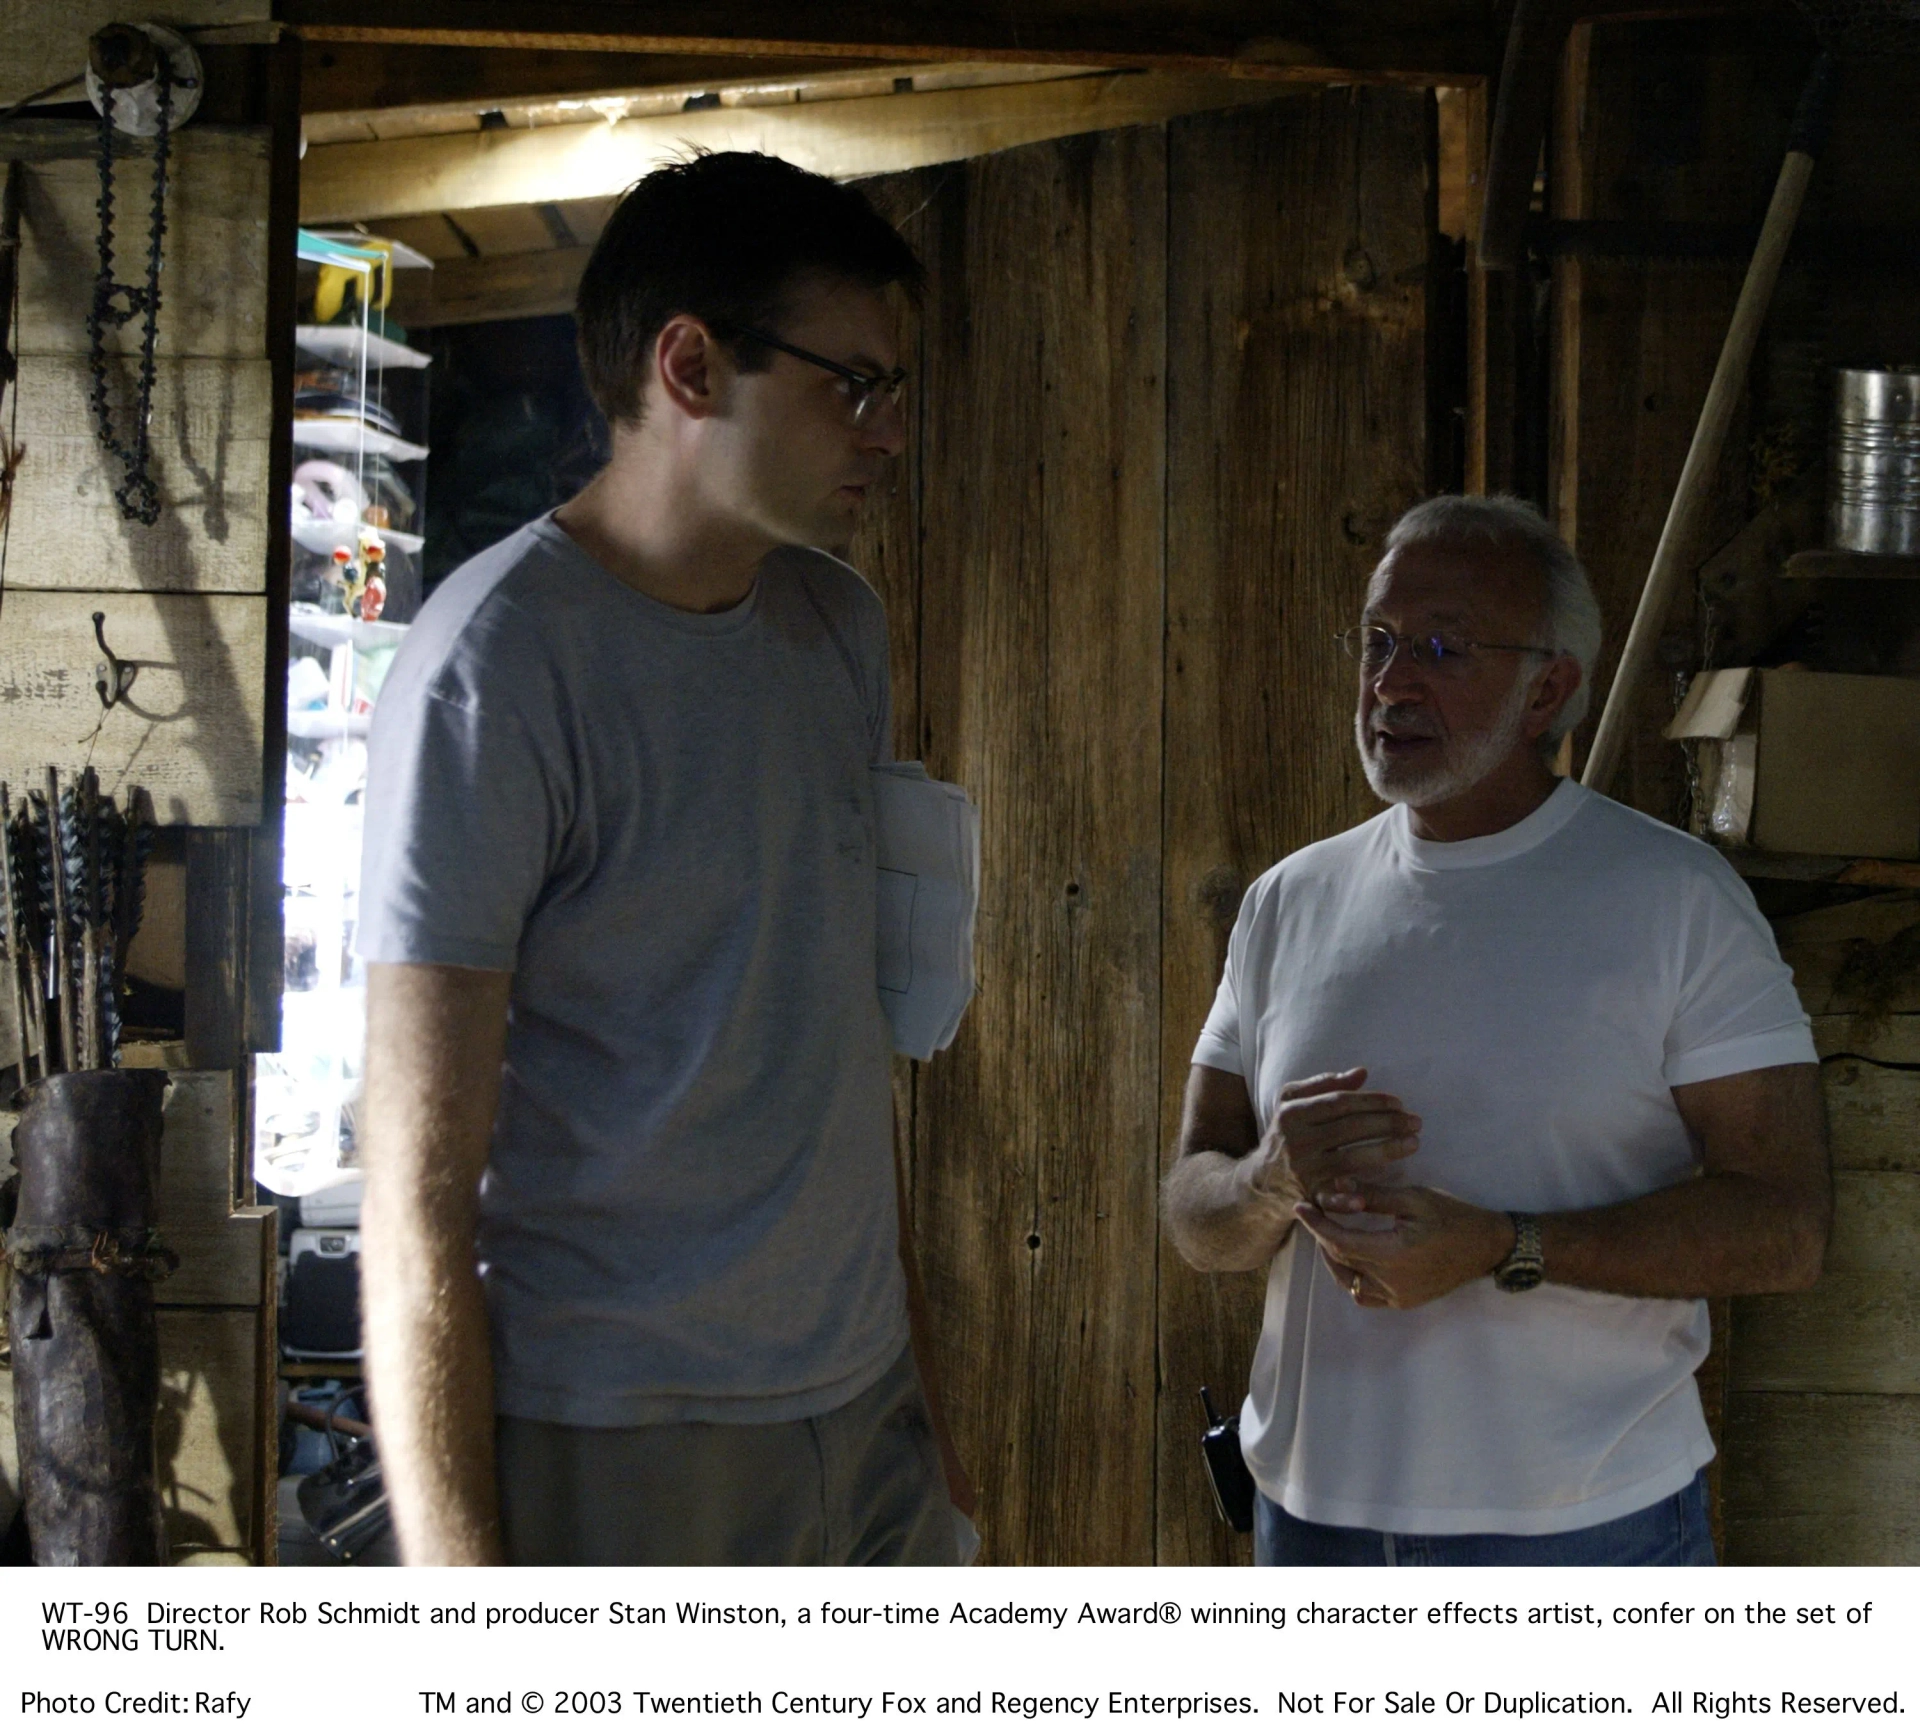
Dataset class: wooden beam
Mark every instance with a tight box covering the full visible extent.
[301,41,871,119]
[305,60,1096,147]
[301,69,1299,223]
[280,0,1498,83]
[391,244,586,326]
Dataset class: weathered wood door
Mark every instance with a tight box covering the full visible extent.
[853,88,1435,1565]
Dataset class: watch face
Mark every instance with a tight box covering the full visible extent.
[1497,1263,1545,1293]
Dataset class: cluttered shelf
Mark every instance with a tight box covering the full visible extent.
[1671,363,1920,898]
[1714,846,1920,890]
[1782,549,1920,580]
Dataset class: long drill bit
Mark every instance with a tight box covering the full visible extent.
[0,782,31,1085]
[78,770,102,1069]
[10,796,48,1077]
[44,766,76,1072]
[112,784,149,998]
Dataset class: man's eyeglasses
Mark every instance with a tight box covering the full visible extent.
[1335,625,1556,675]
[727,326,908,428]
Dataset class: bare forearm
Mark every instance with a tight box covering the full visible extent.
[1542,1171,1827,1300]
[1163,1150,1295,1273]
[361,962,513,1566]
[362,1194,504,1564]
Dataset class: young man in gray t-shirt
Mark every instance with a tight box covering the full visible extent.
[357,153,965,1565]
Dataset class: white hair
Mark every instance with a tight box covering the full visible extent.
[1381,494,1603,742]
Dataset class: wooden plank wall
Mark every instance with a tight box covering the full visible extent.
[1157,93,1434,1564]
[1729,900,1920,1564]
[851,86,1432,1564]
[1551,21,1804,823]
[1,33,296,1564]
[2,124,274,825]
[1557,21,1920,1564]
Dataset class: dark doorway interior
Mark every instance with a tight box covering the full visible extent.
[423,313,607,596]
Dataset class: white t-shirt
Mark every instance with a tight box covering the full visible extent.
[1193,779,1815,1535]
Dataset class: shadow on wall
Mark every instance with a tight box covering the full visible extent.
[423,314,608,598]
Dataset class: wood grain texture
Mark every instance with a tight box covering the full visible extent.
[155,1306,263,1556]
[908,127,1167,1566]
[299,42,864,119]
[278,0,1498,80]
[0,590,267,826]
[6,357,272,593]
[184,829,260,1067]
[843,168,937,1235]
[1723,1392,1920,1565]
[15,128,270,360]
[0,1368,16,1534]
[150,1071,261,1309]
[1816,1053,1920,1179]
[391,244,589,328]
[1731,1172,1920,1396]
[1552,22,1786,816]
[1157,88,1433,1565]
[0,2,269,103]
[299,71,1284,225]
[1776,894,1920,1019]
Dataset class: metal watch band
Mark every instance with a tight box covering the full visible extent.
[1494,1210,1545,1292]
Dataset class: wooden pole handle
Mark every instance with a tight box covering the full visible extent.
[1478,0,1577,271]
[1581,147,1816,794]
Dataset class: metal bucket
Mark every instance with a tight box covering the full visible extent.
[1830,366,1920,555]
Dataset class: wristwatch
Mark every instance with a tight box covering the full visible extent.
[1493,1212,1545,1292]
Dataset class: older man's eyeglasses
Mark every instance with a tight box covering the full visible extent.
[727,326,908,428]
[1335,625,1555,676]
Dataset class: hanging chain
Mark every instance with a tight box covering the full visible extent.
[85,52,173,527]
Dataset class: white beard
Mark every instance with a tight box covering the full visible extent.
[1356,669,1537,808]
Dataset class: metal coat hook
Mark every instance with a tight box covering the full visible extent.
[92,611,138,710]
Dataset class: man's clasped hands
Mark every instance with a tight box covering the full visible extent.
[1248,1068,1518,1310]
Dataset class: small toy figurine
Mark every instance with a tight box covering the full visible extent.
[329,536,387,621]
[328,544,354,611]
[358,539,388,622]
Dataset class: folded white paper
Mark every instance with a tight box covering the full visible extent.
[872,761,980,1060]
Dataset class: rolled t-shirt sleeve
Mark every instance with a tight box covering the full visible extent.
[357,638,562,974]
[1191,887,1255,1077]
[1663,856,1817,1086]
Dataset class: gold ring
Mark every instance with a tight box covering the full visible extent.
[1350,1273,1363,1297]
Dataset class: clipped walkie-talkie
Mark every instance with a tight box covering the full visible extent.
[1199,1385,1256,1533]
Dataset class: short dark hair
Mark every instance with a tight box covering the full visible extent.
[574,151,924,426]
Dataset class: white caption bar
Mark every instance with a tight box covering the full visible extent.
[3,1568,1911,1725]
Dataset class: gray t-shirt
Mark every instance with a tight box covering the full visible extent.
[357,517,907,1426]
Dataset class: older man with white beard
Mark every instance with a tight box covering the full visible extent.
[1164,494,1830,1566]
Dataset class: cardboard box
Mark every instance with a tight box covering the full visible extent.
[1666,667,1920,859]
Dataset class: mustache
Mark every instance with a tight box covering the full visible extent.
[1368,704,1440,741]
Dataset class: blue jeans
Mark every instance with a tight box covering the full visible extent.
[1254,1470,1716,1566]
